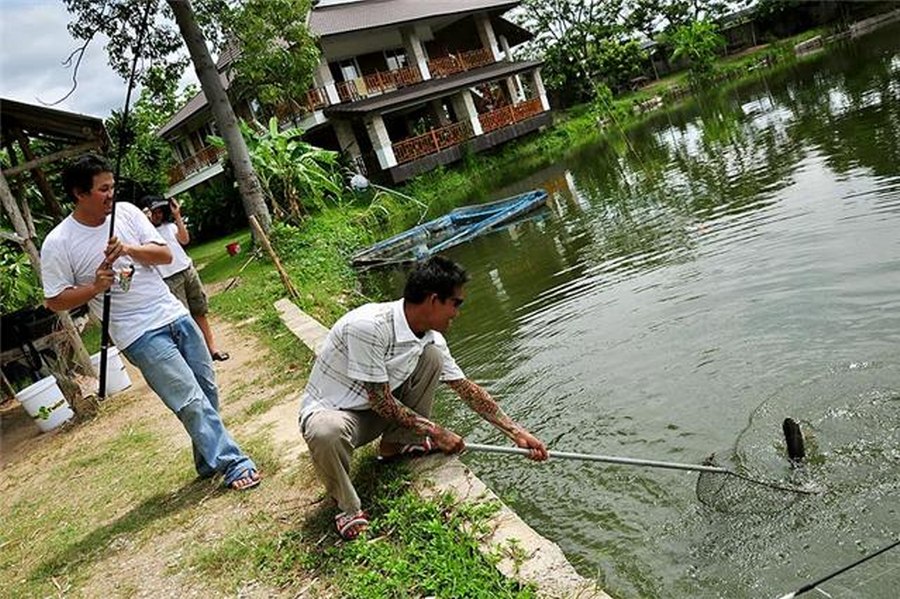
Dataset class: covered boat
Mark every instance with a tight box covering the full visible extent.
[351,189,549,268]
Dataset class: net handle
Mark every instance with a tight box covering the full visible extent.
[465,443,729,474]
[465,443,819,495]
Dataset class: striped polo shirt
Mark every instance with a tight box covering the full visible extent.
[300,299,465,423]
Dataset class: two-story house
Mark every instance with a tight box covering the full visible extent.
[157,0,551,197]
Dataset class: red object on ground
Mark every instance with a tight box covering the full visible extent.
[226,242,241,256]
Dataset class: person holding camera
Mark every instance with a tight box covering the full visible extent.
[144,195,229,362]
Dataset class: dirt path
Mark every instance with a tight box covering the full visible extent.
[0,316,321,598]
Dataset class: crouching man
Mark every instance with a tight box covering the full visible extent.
[300,256,547,540]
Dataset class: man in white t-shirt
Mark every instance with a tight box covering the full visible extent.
[300,256,548,540]
[143,195,228,361]
[40,154,259,491]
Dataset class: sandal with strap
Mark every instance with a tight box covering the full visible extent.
[335,510,369,540]
[377,437,440,463]
[212,351,230,362]
[227,468,261,491]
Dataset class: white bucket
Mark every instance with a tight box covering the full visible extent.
[16,375,75,433]
[90,346,132,396]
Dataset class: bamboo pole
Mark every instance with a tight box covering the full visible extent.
[247,215,300,300]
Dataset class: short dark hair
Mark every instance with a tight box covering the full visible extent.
[62,154,112,202]
[404,256,469,304]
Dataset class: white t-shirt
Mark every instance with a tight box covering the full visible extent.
[154,222,192,278]
[41,202,189,349]
[300,299,465,423]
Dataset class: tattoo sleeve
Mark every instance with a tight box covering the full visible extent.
[445,379,522,439]
[363,381,436,437]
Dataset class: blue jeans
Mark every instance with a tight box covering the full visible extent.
[122,315,255,485]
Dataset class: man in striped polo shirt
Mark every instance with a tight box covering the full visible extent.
[300,256,548,540]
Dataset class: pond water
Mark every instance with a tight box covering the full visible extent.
[369,24,900,598]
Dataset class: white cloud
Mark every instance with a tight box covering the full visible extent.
[0,0,198,119]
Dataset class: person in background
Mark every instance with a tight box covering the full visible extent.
[41,154,259,490]
[300,256,548,540]
[143,195,229,362]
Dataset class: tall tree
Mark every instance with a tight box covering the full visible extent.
[517,0,628,105]
[63,0,272,232]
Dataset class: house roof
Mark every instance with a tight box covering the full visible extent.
[156,70,232,139]
[0,97,108,148]
[310,0,520,37]
[324,59,542,117]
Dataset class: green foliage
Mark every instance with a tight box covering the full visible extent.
[217,0,320,110]
[0,243,42,313]
[670,20,727,85]
[180,173,246,243]
[211,118,341,223]
[593,39,649,92]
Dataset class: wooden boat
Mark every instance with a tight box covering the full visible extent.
[351,189,549,268]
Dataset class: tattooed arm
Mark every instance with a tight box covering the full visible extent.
[363,381,464,453]
[445,379,548,461]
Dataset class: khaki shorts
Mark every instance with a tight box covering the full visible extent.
[164,266,208,316]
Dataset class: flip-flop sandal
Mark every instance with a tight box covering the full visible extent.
[377,437,440,463]
[212,351,230,362]
[335,510,369,540]
[228,468,261,491]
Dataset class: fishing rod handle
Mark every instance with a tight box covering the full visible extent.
[464,443,730,474]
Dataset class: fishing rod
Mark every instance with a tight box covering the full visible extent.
[98,0,155,399]
[464,443,819,495]
[776,538,900,598]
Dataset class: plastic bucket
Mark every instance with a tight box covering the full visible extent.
[16,376,75,433]
[90,346,132,396]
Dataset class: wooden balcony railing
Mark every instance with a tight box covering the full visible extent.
[336,65,423,102]
[478,98,545,134]
[167,145,225,185]
[273,87,331,122]
[392,121,474,164]
[427,48,494,79]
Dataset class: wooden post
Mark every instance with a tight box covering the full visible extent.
[0,171,94,379]
[11,128,66,222]
[247,215,300,300]
[4,142,36,238]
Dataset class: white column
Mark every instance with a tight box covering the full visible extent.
[333,119,360,158]
[451,89,483,136]
[315,59,340,105]
[402,26,431,80]
[498,34,512,61]
[365,114,397,169]
[529,68,550,111]
[503,77,522,104]
[475,13,501,61]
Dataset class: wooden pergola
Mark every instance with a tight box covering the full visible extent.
[0,97,109,405]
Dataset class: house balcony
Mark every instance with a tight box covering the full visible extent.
[167,145,225,186]
[426,48,495,79]
[393,121,475,164]
[477,98,544,133]
[336,65,423,103]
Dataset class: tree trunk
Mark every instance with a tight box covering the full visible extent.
[167,0,272,235]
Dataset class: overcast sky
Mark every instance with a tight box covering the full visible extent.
[0,0,197,120]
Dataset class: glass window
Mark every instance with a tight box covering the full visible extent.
[384,48,408,71]
[338,59,359,82]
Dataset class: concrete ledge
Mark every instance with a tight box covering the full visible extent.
[274,298,611,599]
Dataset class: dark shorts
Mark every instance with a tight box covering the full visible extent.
[164,266,208,316]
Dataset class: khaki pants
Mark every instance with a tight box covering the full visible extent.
[302,345,442,513]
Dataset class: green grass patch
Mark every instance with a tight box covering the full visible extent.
[192,455,536,598]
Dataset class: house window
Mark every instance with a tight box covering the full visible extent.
[337,59,360,82]
[384,48,408,71]
[175,139,192,161]
[196,122,216,146]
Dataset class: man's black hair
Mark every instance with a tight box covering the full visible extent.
[61,154,113,202]
[403,256,469,304]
